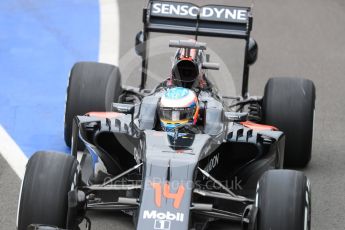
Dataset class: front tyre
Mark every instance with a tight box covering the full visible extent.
[17,151,78,230]
[256,170,311,230]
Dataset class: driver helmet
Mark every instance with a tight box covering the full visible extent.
[159,87,199,131]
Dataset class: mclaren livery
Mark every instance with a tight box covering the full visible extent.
[17,1,315,230]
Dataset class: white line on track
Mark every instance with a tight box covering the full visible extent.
[99,0,120,66]
[0,125,27,179]
[0,0,120,180]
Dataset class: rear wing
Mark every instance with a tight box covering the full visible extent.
[144,1,253,39]
[139,1,254,98]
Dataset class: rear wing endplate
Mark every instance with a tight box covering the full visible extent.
[144,1,252,39]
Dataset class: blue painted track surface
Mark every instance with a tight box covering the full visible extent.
[0,1,100,157]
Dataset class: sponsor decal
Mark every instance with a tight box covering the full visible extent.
[151,182,185,209]
[204,153,219,173]
[151,2,248,22]
[203,153,219,179]
[143,210,185,222]
[154,219,171,230]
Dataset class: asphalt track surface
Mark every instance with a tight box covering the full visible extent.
[1,0,345,229]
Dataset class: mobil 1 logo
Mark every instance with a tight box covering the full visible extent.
[154,219,171,230]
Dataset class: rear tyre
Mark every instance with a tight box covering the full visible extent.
[256,170,311,230]
[17,151,78,230]
[263,77,315,168]
[64,62,122,148]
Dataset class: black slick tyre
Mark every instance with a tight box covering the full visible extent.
[263,77,315,168]
[64,62,122,148]
[256,169,311,230]
[17,151,78,230]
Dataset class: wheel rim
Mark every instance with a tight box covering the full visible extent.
[304,179,311,230]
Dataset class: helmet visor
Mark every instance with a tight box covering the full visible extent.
[159,107,195,123]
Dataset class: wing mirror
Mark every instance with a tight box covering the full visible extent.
[247,38,258,65]
[112,103,135,115]
[224,112,248,122]
[202,62,220,70]
[135,31,145,57]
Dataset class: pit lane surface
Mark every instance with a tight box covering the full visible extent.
[1,0,345,229]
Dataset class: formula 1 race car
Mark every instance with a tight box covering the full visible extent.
[17,1,315,230]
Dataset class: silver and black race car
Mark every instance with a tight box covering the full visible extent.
[17,1,315,230]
